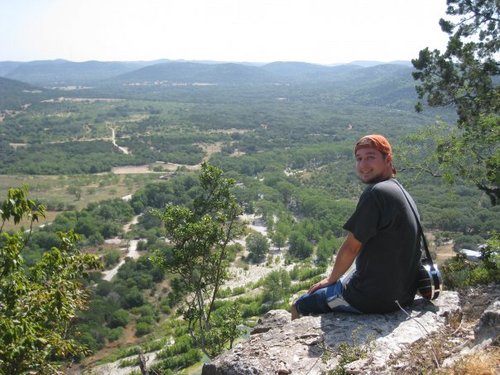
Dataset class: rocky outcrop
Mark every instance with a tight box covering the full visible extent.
[474,300,500,345]
[202,291,499,374]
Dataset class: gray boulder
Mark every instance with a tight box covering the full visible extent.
[474,300,500,345]
[202,292,461,374]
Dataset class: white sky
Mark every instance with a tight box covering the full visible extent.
[0,0,449,64]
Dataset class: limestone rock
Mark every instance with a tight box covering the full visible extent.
[474,300,500,345]
[441,294,500,370]
[202,292,460,375]
[251,310,291,334]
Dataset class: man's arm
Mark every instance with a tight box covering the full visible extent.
[308,231,362,294]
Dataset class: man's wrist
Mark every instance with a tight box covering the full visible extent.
[327,275,337,284]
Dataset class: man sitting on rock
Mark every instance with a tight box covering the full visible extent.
[291,134,421,319]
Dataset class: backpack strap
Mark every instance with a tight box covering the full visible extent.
[392,179,433,262]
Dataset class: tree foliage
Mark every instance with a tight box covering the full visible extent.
[246,232,269,263]
[205,302,243,355]
[262,270,291,309]
[288,231,314,259]
[411,0,499,204]
[441,231,499,288]
[151,163,243,357]
[0,186,101,374]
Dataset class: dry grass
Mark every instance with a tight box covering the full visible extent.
[446,347,500,375]
[1,210,58,231]
[389,285,499,375]
[0,173,156,229]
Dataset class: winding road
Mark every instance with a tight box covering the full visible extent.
[101,213,143,281]
[101,239,142,281]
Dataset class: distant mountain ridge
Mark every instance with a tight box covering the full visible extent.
[0,59,429,115]
[0,59,163,86]
[0,59,413,87]
[114,61,277,84]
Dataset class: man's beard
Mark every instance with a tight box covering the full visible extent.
[358,173,390,184]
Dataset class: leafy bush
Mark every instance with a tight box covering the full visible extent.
[109,309,130,328]
[288,232,313,259]
[135,322,152,337]
[152,349,202,372]
[156,334,193,360]
[123,288,145,308]
[241,300,263,318]
[103,249,121,267]
[262,270,291,307]
[118,356,140,368]
[442,235,499,289]
[289,265,325,281]
[95,280,113,296]
[0,187,101,373]
[232,286,246,296]
[108,327,124,342]
[246,232,270,263]
[160,304,172,314]
[137,315,155,325]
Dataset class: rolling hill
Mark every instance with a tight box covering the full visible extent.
[0,59,447,118]
[0,76,50,109]
[0,58,414,87]
[0,59,159,86]
[112,61,276,84]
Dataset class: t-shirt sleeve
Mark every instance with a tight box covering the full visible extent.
[343,189,381,244]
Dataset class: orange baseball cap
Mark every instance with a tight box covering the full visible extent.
[354,134,396,175]
[354,134,393,161]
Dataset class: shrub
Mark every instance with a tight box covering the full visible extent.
[135,322,152,337]
[108,327,124,342]
[109,309,130,328]
[153,349,202,372]
[289,265,325,281]
[246,232,269,263]
[123,288,145,308]
[103,249,121,267]
[442,252,499,289]
[95,280,113,297]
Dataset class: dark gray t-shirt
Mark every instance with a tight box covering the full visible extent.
[343,179,421,313]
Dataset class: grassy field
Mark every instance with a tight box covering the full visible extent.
[0,173,158,229]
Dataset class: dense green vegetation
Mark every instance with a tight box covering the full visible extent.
[0,29,498,372]
[0,187,101,373]
[441,232,499,289]
[411,0,499,204]
[150,163,243,358]
[0,77,51,109]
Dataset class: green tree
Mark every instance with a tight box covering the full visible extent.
[316,237,342,266]
[109,309,130,328]
[288,232,313,259]
[411,0,499,204]
[67,185,82,201]
[262,270,291,309]
[123,287,145,308]
[103,248,121,268]
[205,302,243,356]
[0,186,101,374]
[271,230,287,250]
[246,232,269,263]
[271,219,291,250]
[151,163,243,357]
[135,322,152,337]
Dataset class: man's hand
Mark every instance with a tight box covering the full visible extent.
[308,277,333,294]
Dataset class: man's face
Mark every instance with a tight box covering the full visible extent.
[355,147,392,184]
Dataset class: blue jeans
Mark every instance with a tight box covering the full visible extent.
[294,280,361,316]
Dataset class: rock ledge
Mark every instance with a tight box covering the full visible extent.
[202,291,488,374]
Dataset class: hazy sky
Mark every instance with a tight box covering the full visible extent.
[1,0,450,64]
